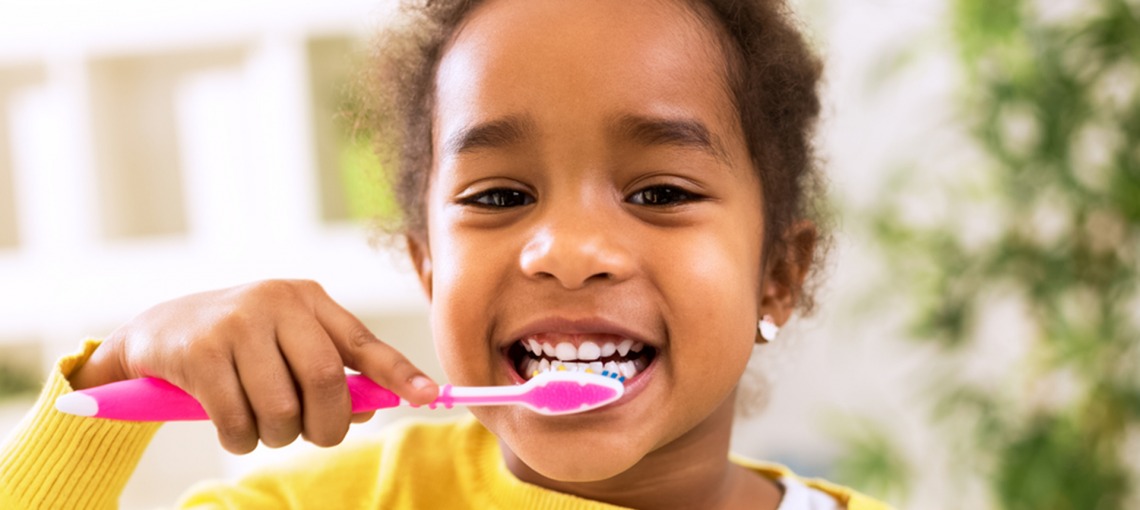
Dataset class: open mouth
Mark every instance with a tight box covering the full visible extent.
[507,333,658,383]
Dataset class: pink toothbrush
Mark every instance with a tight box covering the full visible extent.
[55,371,625,421]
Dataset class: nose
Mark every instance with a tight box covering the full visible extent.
[519,214,636,290]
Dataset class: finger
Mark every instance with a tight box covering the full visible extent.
[185,358,259,455]
[233,338,302,449]
[276,315,352,448]
[313,297,438,406]
[351,411,376,424]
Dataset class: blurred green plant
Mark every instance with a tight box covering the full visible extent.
[0,365,39,402]
[330,52,401,226]
[827,416,913,504]
[339,132,401,223]
[838,0,1140,508]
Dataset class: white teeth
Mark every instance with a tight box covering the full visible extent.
[618,361,636,378]
[617,339,633,357]
[604,361,619,375]
[555,342,577,361]
[577,341,600,360]
[525,354,648,380]
[519,336,654,381]
[601,342,617,357]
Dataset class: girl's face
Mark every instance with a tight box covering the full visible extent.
[415,0,769,482]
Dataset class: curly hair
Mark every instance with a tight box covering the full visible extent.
[359,0,831,314]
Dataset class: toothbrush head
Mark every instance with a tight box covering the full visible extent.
[520,371,625,415]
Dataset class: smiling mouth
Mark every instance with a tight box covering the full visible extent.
[507,333,658,382]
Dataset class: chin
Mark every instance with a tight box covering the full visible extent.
[510,438,642,482]
[488,412,649,483]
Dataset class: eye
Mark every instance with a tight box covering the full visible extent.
[459,188,535,208]
[627,185,701,206]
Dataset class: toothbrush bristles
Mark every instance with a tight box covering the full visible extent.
[599,371,626,383]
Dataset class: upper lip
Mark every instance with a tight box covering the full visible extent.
[500,315,658,350]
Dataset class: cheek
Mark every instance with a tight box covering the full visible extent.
[426,220,516,385]
[653,211,763,375]
[665,216,761,312]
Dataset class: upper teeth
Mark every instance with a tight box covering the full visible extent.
[522,339,646,362]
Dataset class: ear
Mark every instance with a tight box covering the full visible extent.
[759,220,817,327]
[406,234,433,301]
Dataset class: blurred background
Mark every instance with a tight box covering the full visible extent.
[0,0,1136,508]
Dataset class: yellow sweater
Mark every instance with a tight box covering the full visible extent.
[1,340,891,509]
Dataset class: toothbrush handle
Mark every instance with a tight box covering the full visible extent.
[72,375,403,421]
[78,377,210,421]
[345,374,403,413]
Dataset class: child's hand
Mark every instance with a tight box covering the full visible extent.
[68,279,439,454]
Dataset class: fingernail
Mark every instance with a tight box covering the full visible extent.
[411,375,433,391]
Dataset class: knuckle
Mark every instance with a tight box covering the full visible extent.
[387,356,413,376]
[304,426,347,448]
[290,279,325,296]
[261,399,301,423]
[215,414,255,445]
[260,428,299,449]
[215,308,254,335]
[185,342,228,366]
[347,327,379,350]
[246,279,299,303]
[307,363,347,395]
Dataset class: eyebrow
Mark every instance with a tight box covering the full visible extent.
[443,113,730,164]
[445,115,538,156]
[612,114,729,164]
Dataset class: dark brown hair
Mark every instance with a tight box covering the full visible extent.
[360,0,830,314]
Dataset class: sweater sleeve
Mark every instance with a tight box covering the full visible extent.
[0,339,161,510]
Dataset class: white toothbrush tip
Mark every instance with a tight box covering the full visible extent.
[55,393,98,417]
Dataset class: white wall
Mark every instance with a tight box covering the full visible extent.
[0,2,443,507]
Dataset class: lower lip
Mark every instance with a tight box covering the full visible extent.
[499,351,659,410]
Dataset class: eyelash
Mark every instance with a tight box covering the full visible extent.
[626,185,702,207]
[458,185,703,209]
[459,188,535,208]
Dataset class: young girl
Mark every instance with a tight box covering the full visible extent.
[1,0,889,508]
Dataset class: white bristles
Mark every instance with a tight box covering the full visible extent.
[55,392,99,417]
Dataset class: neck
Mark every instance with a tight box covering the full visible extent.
[500,391,782,509]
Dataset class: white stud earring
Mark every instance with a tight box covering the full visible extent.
[758,315,779,343]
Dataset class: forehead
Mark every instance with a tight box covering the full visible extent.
[433,0,742,155]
